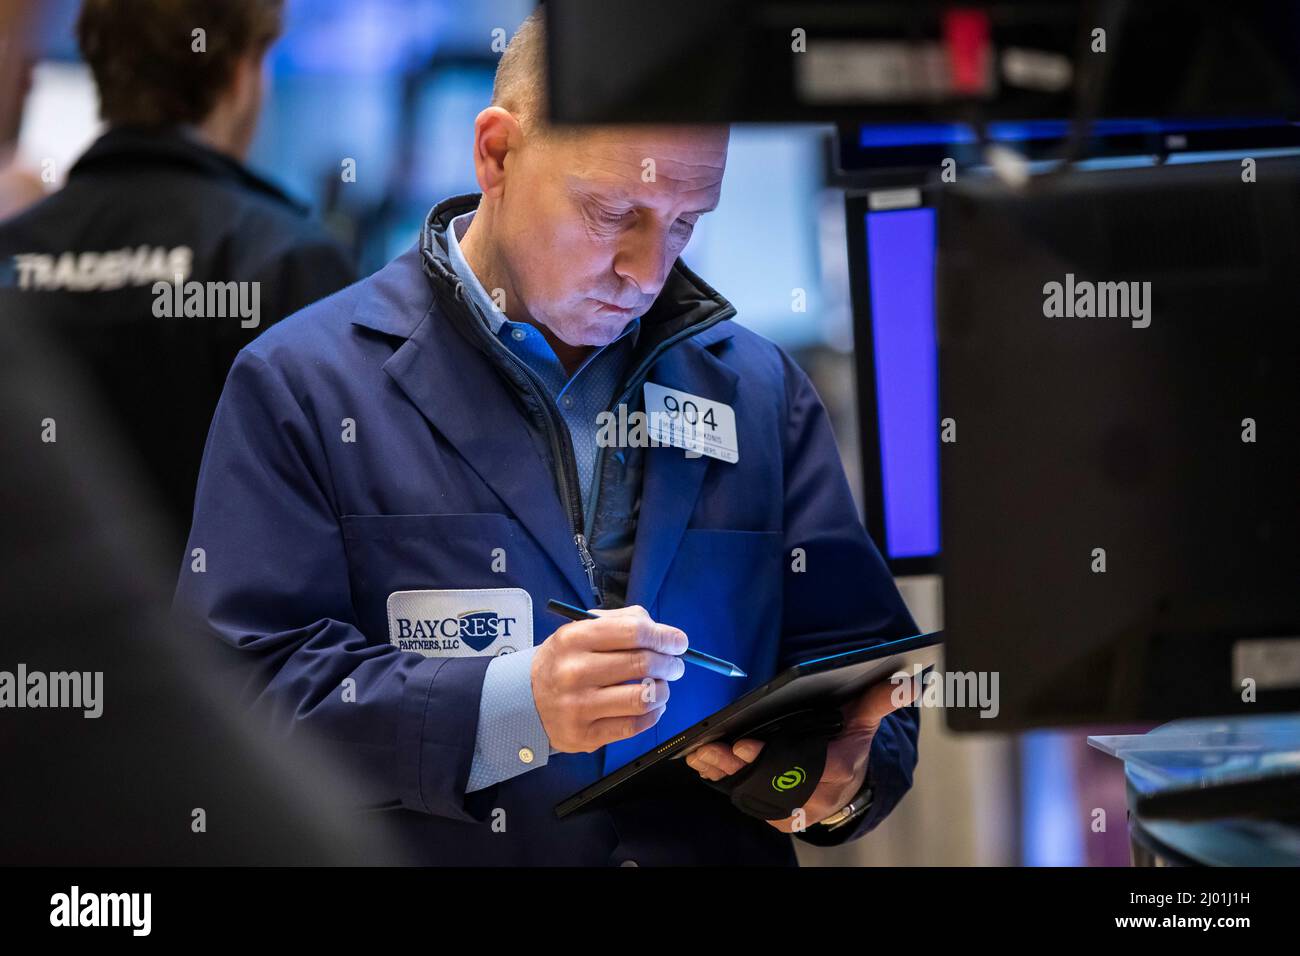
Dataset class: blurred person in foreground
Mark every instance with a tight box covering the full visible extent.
[0,311,400,865]
[0,0,355,556]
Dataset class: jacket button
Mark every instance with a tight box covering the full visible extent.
[518,747,535,764]
[511,328,526,342]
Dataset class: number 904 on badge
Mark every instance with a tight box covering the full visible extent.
[643,382,739,464]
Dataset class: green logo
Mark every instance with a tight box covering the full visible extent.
[772,766,806,792]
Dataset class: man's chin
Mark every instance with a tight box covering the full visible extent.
[554,315,634,348]
[565,329,623,348]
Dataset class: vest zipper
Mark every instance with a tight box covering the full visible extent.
[450,282,602,605]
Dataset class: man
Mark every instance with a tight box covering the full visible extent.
[176,10,920,866]
[0,0,355,552]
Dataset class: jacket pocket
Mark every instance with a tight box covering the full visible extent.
[340,513,538,645]
[653,528,783,742]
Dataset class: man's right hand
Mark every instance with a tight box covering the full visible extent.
[531,604,688,753]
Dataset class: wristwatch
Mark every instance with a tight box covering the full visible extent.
[819,779,874,830]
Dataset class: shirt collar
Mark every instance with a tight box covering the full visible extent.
[446,210,509,335]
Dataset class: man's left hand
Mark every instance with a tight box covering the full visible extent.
[684,673,919,832]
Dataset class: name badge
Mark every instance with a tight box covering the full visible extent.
[643,382,739,464]
[386,587,533,658]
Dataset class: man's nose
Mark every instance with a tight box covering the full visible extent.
[612,221,674,296]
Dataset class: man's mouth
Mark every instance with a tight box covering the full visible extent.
[591,298,637,314]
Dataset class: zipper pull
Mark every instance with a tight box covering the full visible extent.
[574,532,603,605]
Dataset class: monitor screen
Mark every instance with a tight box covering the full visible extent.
[848,193,942,573]
[863,206,940,563]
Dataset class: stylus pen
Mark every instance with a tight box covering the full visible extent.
[545,599,747,678]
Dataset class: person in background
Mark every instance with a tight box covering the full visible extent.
[0,0,44,219]
[0,0,356,555]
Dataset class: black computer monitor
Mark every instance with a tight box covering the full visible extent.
[844,121,1300,578]
[545,0,1300,126]
[937,157,1300,730]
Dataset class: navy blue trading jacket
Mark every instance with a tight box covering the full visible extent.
[174,194,920,865]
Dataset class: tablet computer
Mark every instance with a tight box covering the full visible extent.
[555,630,943,818]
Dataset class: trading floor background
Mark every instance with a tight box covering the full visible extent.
[0,0,1146,866]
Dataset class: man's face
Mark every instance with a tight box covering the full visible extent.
[494,125,729,347]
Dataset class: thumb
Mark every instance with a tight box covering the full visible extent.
[843,671,921,732]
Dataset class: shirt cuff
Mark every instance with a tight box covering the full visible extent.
[465,645,552,793]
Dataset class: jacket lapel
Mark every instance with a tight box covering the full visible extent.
[374,288,597,604]
[350,238,742,611]
[626,330,740,612]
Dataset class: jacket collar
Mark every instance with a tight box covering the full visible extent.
[351,195,741,607]
[69,126,308,215]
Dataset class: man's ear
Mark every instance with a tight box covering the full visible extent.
[471,107,523,198]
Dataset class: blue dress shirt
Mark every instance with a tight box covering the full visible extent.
[446,210,639,792]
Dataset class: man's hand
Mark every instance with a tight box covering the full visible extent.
[532,604,688,753]
[685,672,920,831]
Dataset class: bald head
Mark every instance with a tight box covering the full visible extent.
[460,10,730,361]
[489,9,726,147]
[490,9,548,140]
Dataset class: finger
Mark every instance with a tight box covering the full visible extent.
[703,747,751,777]
[588,605,645,617]
[685,743,732,772]
[585,680,671,720]
[565,610,689,655]
[843,671,920,731]
[586,704,666,749]
[688,744,748,779]
[582,648,686,685]
[684,743,731,770]
[683,753,729,782]
[730,738,765,764]
[688,738,763,777]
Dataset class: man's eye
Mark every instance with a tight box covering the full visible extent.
[595,207,630,224]
[670,217,699,237]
